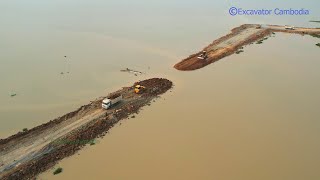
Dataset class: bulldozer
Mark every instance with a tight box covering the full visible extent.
[134,85,146,94]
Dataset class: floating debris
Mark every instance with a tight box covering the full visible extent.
[310,34,320,39]
[10,93,17,97]
[60,72,64,75]
[256,40,264,44]
[235,50,244,54]
[90,141,95,146]
[120,68,144,76]
[53,167,63,175]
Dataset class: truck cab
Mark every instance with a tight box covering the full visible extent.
[285,25,295,30]
[102,94,122,109]
[102,99,112,109]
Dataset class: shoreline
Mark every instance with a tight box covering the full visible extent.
[174,24,320,71]
[0,78,173,180]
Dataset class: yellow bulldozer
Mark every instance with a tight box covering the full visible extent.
[134,85,146,94]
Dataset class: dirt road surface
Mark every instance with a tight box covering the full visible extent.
[0,78,173,180]
[174,24,320,71]
[265,25,320,34]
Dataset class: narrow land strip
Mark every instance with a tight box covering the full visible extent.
[0,78,172,180]
[174,24,320,71]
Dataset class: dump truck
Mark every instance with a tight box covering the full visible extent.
[197,51,207,60]
[102,93,122,109]
[285,25,295,30]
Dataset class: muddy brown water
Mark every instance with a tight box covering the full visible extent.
[36,35,320,180]
[1,1,320,180]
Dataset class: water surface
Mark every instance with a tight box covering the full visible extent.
[1,0,320,179]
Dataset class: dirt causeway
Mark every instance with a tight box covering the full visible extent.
[0,78,173,180]
[174,24,320,71]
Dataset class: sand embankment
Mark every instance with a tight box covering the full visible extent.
[0,78,172,180]
[174,24,320,71]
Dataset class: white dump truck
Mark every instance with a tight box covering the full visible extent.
[285,25,295,30]
[102,93,122,109]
